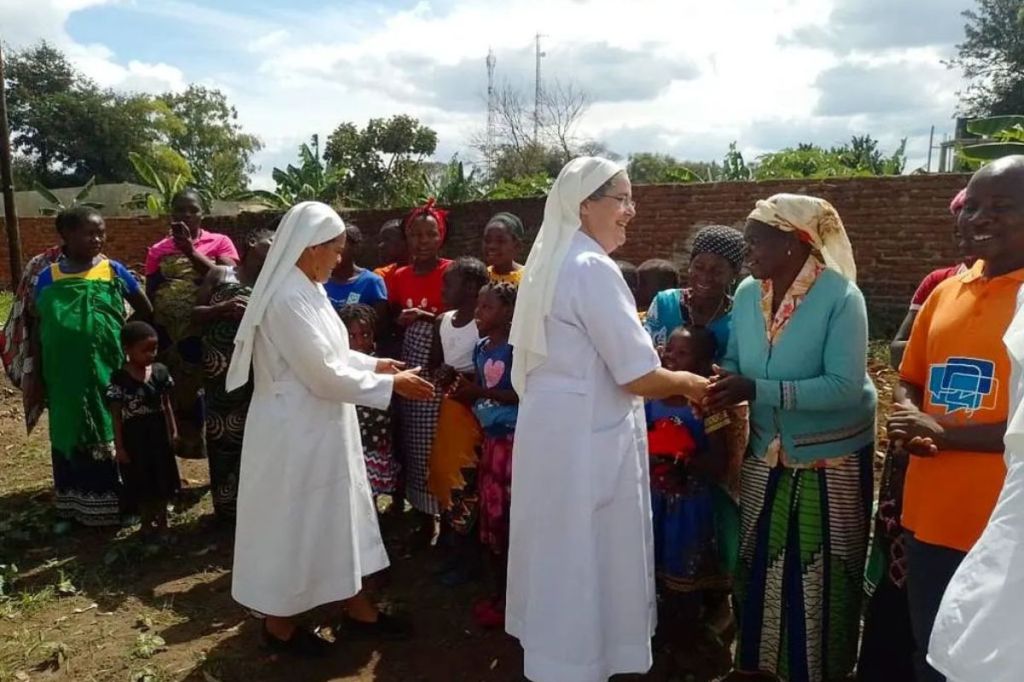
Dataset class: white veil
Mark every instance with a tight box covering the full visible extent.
[225,201,345,392]
[509,156,623,393]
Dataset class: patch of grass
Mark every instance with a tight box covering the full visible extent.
[868,339,892,368]
[0,290,12,325]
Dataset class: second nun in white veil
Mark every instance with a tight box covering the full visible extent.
[506,159,708,682]
[227,202,432,654]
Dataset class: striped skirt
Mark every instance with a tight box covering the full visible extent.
[734,445,873,682]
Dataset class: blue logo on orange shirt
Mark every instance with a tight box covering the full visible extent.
[928,357,998,415]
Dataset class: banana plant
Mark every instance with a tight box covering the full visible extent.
[959,116,1024,162]
[235,140,347,209]
[33,176,105,216]
[123,151,195,216]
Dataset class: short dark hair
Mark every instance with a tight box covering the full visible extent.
[380,218,403,236]
[55,206,101,235]
[638,259,680,290]
[344,224,363,245]
[121,320,158,348]
[171,187,204,208]
[670,325,717,363]
[338,303,377,330]
[448,256,489,290]
[242,227,274,257]
[616,260,639,290]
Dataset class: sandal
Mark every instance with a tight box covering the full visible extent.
[260,622,332,658]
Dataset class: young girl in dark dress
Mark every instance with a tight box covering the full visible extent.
[107,321,180,538]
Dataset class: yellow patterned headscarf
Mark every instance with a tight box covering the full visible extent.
[747,193,857,282]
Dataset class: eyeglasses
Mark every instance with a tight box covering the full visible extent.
[597,194,637,211]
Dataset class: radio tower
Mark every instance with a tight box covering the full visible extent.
[533,33,546,143]
[486,48,497,169]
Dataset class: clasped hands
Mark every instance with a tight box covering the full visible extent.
[887,402,943,456]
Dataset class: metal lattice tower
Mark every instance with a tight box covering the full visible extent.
[486,48,497,167]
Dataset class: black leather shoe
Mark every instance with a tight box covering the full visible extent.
[339,612,414,641]
[261,622,333,658]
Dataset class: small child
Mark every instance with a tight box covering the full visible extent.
[428,257,489,584]
[106,321,180,538]
[638,258,680,313]
[482,212,525,285]
[453,281,519,628]
[646,326,732,656]
[339,304,400,505]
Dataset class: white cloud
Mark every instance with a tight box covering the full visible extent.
[1,0,970,184]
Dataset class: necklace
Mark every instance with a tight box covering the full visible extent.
[683,290,726,327]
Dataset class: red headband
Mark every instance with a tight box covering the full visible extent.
[950,188,967,216]
[403,198,448,244]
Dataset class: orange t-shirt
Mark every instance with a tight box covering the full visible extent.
[899,261,1021,551]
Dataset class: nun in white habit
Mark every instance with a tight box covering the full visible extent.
[226,202,433,655]
[928,285,1024,682]
[505,157,709,682]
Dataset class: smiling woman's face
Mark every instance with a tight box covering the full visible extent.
[580,172,636,254]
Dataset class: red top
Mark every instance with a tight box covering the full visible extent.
[387,260,453,314]
[909,264,967,311]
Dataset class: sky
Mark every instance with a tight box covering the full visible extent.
[1,0,975,188]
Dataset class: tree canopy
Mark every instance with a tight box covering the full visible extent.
[5,42,262,193]
[951,0,1024,116]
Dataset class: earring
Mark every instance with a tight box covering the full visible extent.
[787,249,793,256]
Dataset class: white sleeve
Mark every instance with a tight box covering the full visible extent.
[573,255,661,386]
[264,294,393,409]
[348,350,379,372]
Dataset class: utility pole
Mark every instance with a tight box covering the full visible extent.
[926,125,935,172]
[0,43,22,286]
[533,33,546,144]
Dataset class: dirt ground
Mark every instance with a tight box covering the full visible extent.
[0,346,897,682]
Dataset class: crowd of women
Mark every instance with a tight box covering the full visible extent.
[3,153,1024,682]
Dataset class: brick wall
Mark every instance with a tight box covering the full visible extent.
[1,174,971,334]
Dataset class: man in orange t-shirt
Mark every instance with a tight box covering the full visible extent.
[890,157,1024,682]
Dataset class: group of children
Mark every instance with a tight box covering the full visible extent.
[101,200,744,647]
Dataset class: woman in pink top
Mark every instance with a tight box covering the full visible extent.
[146,189,239,459]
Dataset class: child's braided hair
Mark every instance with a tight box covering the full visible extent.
[481,281,518,309]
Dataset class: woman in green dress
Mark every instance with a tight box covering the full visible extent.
[193,227,274,521]
[28,207,152,527]
[145,189,239,459]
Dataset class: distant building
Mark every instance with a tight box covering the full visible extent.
[0,183,268,217]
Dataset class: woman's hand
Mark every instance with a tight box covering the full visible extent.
[171,222,195,256]
[705,366,755,413]
[397,308,434,327]
[215,298,247,320]
[393,367,435,400]
[375,358,406,375]
[888,405,945,454]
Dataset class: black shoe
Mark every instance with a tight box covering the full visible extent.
[339,612,414,641]
[261,622,333,658]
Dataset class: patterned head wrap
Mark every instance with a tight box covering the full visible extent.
[486,212,526,241]
[950,188,967,216]
[747,193,857,282]
[403,198,448,244]
[690,225,745,272]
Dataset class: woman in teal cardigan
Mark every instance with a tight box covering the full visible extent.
[707,194,876,682]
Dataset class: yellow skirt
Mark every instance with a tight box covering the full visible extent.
[428,397,483,509]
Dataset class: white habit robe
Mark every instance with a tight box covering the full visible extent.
[929,287,1024,682]
[231,267,393,617]
[506,231,661,682]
